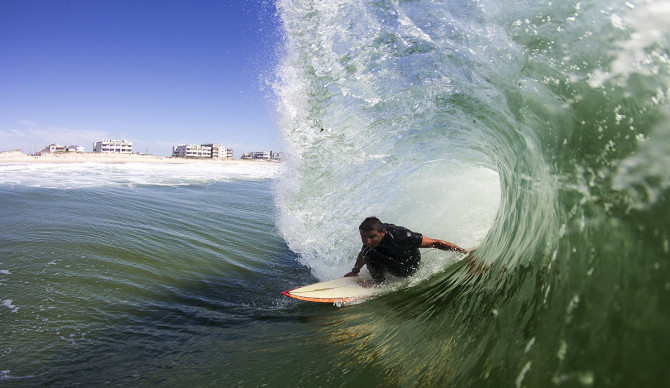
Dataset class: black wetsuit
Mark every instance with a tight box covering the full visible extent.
[361,223,423,283]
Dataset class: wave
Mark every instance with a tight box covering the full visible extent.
[274,0,670,385]
[0,162,282,189]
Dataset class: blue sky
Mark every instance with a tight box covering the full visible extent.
[0,0,283,156]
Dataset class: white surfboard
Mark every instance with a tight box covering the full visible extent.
[281,274,380,303]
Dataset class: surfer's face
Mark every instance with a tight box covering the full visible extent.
[360,229,385,249]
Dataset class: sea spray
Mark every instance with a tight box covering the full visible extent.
[274,0,504,279]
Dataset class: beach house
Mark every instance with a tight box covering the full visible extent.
[38,144,67,155]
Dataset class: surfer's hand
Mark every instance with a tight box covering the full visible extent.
[357,279,377,288]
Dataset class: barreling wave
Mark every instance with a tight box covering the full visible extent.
[274,0,670,386]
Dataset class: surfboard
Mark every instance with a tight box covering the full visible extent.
[281,274,380,304]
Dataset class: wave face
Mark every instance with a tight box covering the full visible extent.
[274,0,670,385]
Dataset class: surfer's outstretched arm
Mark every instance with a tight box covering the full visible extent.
[420,236,472,254]
[344,251,366,277]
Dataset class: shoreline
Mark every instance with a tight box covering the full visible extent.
[0,150,280,165]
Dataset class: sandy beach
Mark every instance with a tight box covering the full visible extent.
[0,150,278,165]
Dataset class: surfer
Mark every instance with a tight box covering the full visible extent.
[344,216,472,283]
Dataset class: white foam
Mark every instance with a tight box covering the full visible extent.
[2,299,18,313]
[0,162,283,189]
[590,0,670,86]
[613,117,670,209]
[279,162,500,281]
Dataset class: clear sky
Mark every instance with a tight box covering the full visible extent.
[0,0,283,157]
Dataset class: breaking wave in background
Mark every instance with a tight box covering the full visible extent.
[0,162,281,189]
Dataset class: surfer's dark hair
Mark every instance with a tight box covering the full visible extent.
[359,216,384,232]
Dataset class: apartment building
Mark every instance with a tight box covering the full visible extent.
[206,144,234,159]
[172,143,233,159]
[93,139,133,154]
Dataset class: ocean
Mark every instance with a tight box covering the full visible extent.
[3,0,670,386]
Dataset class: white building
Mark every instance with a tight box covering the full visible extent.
[93,139,133,154]
[241,151,282,160]
[39,143,67,155]
[39,144,85,155]
[173,144,211,158]
[172,143,233,159]
[207,144,234,159]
